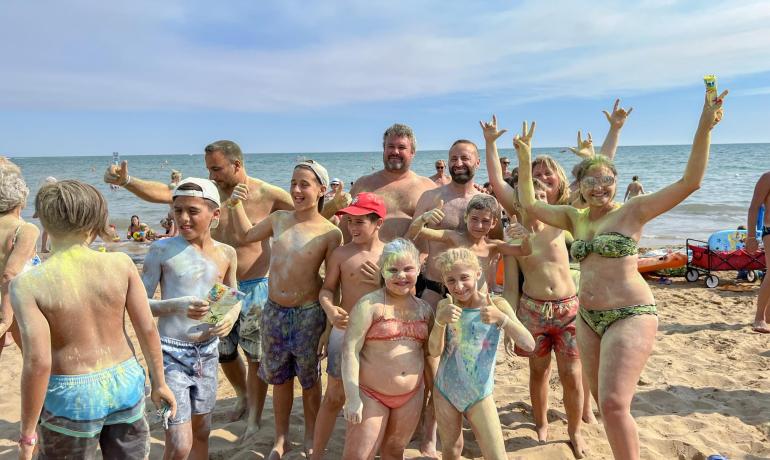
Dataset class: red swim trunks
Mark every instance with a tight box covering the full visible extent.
[514,293,579,358]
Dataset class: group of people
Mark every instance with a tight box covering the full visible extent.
[2,86,736,460]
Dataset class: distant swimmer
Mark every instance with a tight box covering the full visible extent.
[430,160,451,186]
[624,176,646,201]
[746,171,770,333]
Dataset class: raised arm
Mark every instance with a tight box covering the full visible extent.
[746,172,770,253]
[321,186,352,219]
[123,255,176,417]
[104,161,173,204]
[342,295,376,424]
[228,183,275,243]
[515,121,575,231]
[599,98,633,159]
[628,90,727,223]
[10,278,51,452]
[268,183,294,212]
[481,115,517,215]
[0,222,38,336]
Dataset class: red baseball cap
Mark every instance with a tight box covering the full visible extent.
[336,192,387,219]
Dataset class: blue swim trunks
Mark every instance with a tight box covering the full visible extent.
[259,298,327,389]
[219,277,268,363]
[162,336,219,425]
[40,358,147,438]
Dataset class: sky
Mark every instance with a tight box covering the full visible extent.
[1,0,770,156]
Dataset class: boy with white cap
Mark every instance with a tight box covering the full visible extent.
[229,160,342,459]
[143,177,241,459]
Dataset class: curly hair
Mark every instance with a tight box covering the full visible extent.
[435,247,481,278]
[0,160,29,213]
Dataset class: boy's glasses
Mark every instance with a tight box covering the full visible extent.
[581,175,616,187]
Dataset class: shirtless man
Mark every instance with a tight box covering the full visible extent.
[410,138,482,457]
[104,140,292,436]
[429,160,451,186]
[323,124,436,242]
[746,171,770,333]
[624,176,645,202]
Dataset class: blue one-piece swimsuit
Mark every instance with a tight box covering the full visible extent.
[435,307,500,412]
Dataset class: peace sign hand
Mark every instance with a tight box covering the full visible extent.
[701,89,728,130]
[568,130,594,159]
[479,114,508,143]
[603,98,633,130]
[513,121,536,162]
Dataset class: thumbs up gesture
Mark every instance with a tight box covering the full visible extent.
[420,199,445,226]
[480,292,504,326]
[505,215,529,241]
[436,293,462,325]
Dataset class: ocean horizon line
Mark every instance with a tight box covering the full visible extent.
[5,141,769,159]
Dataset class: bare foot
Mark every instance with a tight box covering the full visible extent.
[239,421,261,444]
[40,248,50,253]
[582,409,597,424]
[569,432,587,459]
[752,321,770,333]
[267,438,291,460]
[228,396,247,422]
[304,434,314,458]
[535,424,548,444]
[419,440,439,459]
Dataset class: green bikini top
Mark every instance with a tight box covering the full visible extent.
[570,232,638,262]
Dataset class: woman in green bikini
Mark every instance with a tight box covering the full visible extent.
[514,88,727,459]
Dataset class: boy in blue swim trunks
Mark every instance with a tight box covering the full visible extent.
[143,177,240,459]
[229,160,342,458]
[311,192,386,459]
[11,180,176,460]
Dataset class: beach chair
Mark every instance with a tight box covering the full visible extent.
[685,229,766,288]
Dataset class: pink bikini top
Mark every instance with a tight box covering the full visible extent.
[365,316,428,343]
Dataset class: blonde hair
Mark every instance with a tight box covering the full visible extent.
[532,155,570,205]
[35,180,109,237]
[435,247,481,277]
[378,238,420,285]
[0,160,28,213]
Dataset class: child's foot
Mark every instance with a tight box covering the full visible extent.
[267,438,291,460]
[752,320,770,333]
[582,409,597,424]
[535,424,548,444]
[569,432,587,459]
[304,433,314,458]
[227,396,247,422]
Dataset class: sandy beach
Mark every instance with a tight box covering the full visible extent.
[1,270,768,459]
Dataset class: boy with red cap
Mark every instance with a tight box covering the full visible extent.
[310,192,387,459]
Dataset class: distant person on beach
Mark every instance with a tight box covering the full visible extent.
[229,160,341,458]
[430,160,451,186]
[341,238,432,460]
[515,88,727,459]
[323,178,347,225]
[127,215,142,240]
[143,177,240,459]
[159,216,177,238]
[624,176,646,201]
[0,159,39,359]
[746,172,770,333]
[32,176,57,253]
[12,180,175,459]
[429,248,534,460]
[486,116,591,457]
[169,169,182,188]
[499,156,512,179]
[104,140,293,437]
[312,192,386,459]
[322,124,436,243]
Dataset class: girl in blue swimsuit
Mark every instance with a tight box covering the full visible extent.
[514,88,728,459]
[429,248,534,460]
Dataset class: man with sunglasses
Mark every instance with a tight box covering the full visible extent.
[500,156,512,179]
[430,160,451,186]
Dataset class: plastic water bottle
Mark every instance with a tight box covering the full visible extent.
[707,455,727,460]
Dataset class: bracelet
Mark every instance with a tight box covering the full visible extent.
[497,316,510,331]
[121,175,132,187]
[434,319,447,328]
[226,199,242,209]
[18,433,37,446]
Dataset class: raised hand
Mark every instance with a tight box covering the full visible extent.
[513,121,536,162]
[420,199,445,227]
[360,260,380,285]
[568,130,595,159]
[603,98,633,130]
[104,160,129,185]
[701,89,728,130]
[480,293,504,325]
[479,114,508,143]
[333,185,352,207]
[436,293,462,325]
[505,215,529,241]
[227,183,249,207]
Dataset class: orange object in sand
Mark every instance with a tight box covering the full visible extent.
[637,252,687,273]
[496,261,505,285]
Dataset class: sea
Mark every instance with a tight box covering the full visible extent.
[9,143,770,248]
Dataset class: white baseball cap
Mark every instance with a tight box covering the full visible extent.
[173,177,221,207]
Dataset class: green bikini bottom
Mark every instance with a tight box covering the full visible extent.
[578,304,657,338]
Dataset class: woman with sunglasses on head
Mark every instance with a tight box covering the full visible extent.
[514,88,727,459]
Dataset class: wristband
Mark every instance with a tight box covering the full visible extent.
[497,316,510,331]
[18,433,37,446]
[434,319,447,328]
[121,175,132,187]
[226,199,242,209]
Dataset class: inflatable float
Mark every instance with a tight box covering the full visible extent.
[637,251,687,273]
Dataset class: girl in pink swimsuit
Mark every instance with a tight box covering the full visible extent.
[341,238,433,460]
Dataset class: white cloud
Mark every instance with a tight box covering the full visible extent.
[1,0,769,111]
